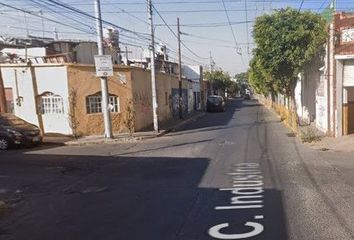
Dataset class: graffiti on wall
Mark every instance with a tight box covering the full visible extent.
[171,88,188,118]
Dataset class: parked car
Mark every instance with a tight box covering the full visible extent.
[206,95,225,112]
[0,114,42,150]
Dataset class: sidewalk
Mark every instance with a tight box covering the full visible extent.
[256,95,354,153]
[261,101,354,239]
[297,138,354,237]
[43,111,206,146]
[305,134,354,152]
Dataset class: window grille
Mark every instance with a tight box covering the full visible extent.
[86,94,119,114]
[40,94,64,114]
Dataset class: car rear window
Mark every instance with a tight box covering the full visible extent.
[207,97,222,104]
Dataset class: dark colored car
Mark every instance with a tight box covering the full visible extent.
[207,95,225,112]
[0,114,42,150]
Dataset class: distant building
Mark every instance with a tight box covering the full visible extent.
[182,65,203,112]
[0,37,119,64]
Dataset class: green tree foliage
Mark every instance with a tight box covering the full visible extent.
[234,72,249,84]
[249,8,327,97]
[204,70,233,94]
[229,81,239,96]
[249,55,273,95]
[234,72,249,95]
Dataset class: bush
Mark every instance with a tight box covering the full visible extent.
[300,127,322,143]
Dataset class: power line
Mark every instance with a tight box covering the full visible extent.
[317,0,329,12]
[244,0,251,55]
[221,0,241,53]
[152,4,209,60]
[299,0,306,11]
[182,31,235,44]
[40,0,150,40]
[155,20,254,28]
[116,7,149,25]
[29,0,95,32]
[220,0,246,67]
[0,2,95,34]
[0,2,151,50]
[54,0,338,6]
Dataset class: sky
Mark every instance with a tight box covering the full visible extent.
[1,0,354,76]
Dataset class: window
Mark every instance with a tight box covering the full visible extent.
[86,93,119,114]
[109,95,120,113]
[40,93,64,114]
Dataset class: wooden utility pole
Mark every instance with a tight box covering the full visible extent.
[177,17,183,119]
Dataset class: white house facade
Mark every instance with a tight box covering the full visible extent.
[1,63,72,135]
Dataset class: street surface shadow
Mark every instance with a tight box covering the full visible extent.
[173,98,243,133]
[117,138,213,156]
[0,152,288,240]
[168,98,267,137]
[0,142,67,155]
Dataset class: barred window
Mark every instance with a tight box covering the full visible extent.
[86,93,119,114]
[40,93,64,114]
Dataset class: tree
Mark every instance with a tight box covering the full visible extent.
[249,55,274,96]
[234,72,249,95]
[250,8,327,101]
[229,81,239,97]
[234,72,249,84]
[204,70,232,95]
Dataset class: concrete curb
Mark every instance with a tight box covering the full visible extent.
[156,112,206,137]
[63,112,206,146]
[64,136,142,146]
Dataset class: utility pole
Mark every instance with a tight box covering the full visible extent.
[53,28,59,40]
[23,12,30,38]
[209,51,213,72]
[177,18,183,119]
[39,10,45,39]
[0,70,7,113]
[148,0,159,132]
[117,31,121,65]
[332,0,337,11]
[125,46,129,65]
[209,51,215,95]
[94,0,113,138]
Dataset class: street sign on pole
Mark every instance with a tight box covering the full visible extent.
[94,55,114,77]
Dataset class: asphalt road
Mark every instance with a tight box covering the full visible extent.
[0,99,353,240]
